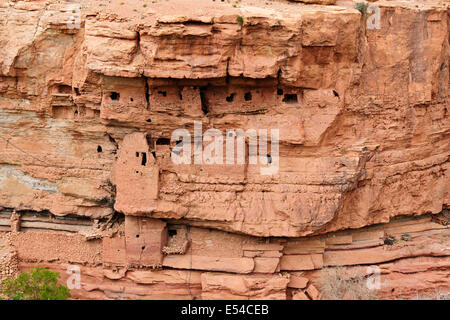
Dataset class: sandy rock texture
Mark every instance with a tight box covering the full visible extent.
[0,233,18,281]
[0,0,449,299]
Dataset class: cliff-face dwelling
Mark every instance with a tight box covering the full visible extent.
[0,0,449,300]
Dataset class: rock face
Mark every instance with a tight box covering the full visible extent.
[0,233,19,282]
[0,0,449,299]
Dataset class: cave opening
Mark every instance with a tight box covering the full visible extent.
[110,92,120,100]
[282,94,298,104]
[226,93,235,102]
[156,138,171,145]
[200,86,209,115]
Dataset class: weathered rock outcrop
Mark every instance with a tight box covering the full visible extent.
[0,0,449,299]
[0,233,18,282]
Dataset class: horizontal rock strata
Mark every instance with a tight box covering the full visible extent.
[0,0,449,299]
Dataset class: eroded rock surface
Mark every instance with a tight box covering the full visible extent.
[0,0,449,299]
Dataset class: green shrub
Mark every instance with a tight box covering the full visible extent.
[236,16,244,26]
[0,267,70,300]
[355,2,369,15]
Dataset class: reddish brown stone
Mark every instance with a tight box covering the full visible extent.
[125,216,167,267]
[0,0,448,301]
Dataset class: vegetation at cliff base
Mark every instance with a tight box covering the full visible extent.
[0,267,70,300]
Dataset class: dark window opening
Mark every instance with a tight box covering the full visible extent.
[267,154,272,164]
[141,246,146,250]
[168,229,177,237]
[151,151,157,159]
[136,152,139,157]
[110,92,120,100]
[156,138,171,145]
[244,92,252,101]
[226,93,235,102]
[136,234,140,238]
[282,94,298,104]
[146,119,151,123]
[130,97,134,102]
[157,91,167,97]
[332,90,339,98]
[277,88,284,96]
[179,89,183,100]
[58,85,72,94]
[74,87,80,96]
[176,140,183,146]
[141,152,147,166]
[277,68,282,81]
[97,145,102,153]
[74,109,78,115]
[145,92,150,108]
[200,86,209,115]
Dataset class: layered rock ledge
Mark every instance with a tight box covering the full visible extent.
[0,0,449,299]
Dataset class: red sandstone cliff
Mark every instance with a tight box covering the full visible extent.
[0,0,449,299]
